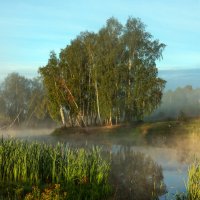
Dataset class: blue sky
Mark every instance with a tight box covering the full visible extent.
[0,0,200,79]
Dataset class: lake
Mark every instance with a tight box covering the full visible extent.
[1,127,199,199]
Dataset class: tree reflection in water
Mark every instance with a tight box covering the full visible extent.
[110,147,166,200]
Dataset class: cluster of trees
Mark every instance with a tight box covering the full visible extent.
[1,73,199,128]
[39,17,166,127]
[148,85,200,121]
[0,73,51,128]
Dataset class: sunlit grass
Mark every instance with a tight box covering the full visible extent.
[172,159,200,200]
[0,138,111,199]
[185,159,200,200]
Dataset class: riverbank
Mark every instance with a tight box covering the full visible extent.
[51,118,200,151]
[52,118,200,135]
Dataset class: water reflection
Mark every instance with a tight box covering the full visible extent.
[110,147,166,200]
[1,129,194,198]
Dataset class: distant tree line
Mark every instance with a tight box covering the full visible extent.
[0,73,51,128]
[39,17,166,127]
[147,85,200,121]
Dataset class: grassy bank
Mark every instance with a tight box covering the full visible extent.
[52,118,200,136]
[52,118,200,149]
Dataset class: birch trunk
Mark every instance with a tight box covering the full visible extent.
[60,106,65,126]
[94,79,102,125]
[109,109,112,126]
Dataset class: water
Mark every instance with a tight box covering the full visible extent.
[1,128,199,199]
[111,144,189,199]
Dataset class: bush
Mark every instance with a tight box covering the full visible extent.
[177,111,188,122]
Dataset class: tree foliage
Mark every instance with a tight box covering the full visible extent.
[39,17,166,126]
[0,73,50,127]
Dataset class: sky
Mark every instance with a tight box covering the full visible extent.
[0,0,200,80]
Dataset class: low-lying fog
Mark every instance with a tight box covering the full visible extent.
[1,127,199,199]
[1,128,53,138]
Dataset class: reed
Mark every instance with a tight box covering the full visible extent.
[0,138,111,199]
[174,159,200,200]
[185,159,200,200]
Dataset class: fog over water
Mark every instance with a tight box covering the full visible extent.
[1,127,199,199]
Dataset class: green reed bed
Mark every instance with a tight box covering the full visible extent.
[0,138,111,199]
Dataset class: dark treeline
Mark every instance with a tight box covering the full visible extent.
[0,73,52,128]
[39,17,166,127]
[147,85,200,121]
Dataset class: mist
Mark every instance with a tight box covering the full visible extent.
[146,85,200,121]
[1,122,199,199]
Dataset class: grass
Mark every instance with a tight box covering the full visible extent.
[51,118,200,148]
[0,138,111,199]
[169,159,200,200]
[185,159,200,200]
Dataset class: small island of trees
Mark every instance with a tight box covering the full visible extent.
[39,17,166,127]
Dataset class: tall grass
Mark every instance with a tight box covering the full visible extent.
[0,138,111,199]
[174,159,200,200]
[185,160,200,200]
